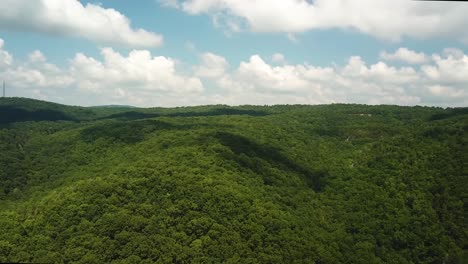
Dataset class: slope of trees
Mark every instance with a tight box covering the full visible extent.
[0,97,466,263]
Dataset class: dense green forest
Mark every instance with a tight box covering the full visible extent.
[0,97,466,263]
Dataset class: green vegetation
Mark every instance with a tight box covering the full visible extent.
[0,97,467,263]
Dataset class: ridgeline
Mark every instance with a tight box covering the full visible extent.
[0,97,467,263]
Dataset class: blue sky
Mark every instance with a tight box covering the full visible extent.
[0,0,467,107]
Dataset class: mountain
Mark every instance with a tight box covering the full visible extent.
[90,105,138,109]
[0,97,466,263]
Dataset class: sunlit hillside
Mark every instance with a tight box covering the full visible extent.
[0,97,466,263]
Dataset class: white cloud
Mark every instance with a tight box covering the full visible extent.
[0,39,13,69]
[28,50,47,63]
[70,48,204,95]
[272,53,286,64]
[235,55,315,92]
[0,38,467,107]
[0,0,163,47]
[208,51,466,107]
[160,0,181,8]
[342,57,420,84]
[212,54,422,105]
[0,45,72,91]
[1,61,73,101]
[427,85,466,98]
[195,52,229,78]
[165,0,468,43]
[422,48,468,84]
[0,39,203,106]
[380,48,429,64]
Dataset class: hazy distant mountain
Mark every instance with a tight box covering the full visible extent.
[90,104,137,108]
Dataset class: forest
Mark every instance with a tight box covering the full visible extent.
[0,97,466,263]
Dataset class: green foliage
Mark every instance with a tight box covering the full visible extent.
[0,97,467,263]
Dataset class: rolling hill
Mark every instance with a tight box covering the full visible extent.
[0,97,467,263]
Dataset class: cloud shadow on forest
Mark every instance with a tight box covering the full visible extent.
[80,119,232,144]
[101,108,270,121]
[213,132,328,192]
[429,108,468,121]
[0,106,76,125]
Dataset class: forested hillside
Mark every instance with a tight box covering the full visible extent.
[0,97,467,263]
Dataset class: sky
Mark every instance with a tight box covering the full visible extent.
[0,0,467,107]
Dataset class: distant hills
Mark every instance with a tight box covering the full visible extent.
[90,105,137,109]
[0,97,466,263]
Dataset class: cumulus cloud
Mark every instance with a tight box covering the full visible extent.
[0,39,204,106]
[195,52,229,78]
[0,39,13,69]
[0,38,467,107]
[70,48,204,94]
[422,48,468,84]
[28,50,47,63]
[160,0,181,8]
[1,48,73,92]
[427,85,466,98]
[380,48,429,64]
[236,55,316,92]
[0,0,163,47]
[272,53,286,64]
[163,0,468,43]
[208,51,466,107]
[342,57,420,84]
[212,54,422,105]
